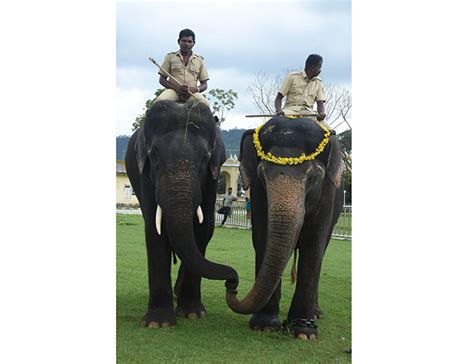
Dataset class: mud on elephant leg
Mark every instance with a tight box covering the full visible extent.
[174,264,207,319]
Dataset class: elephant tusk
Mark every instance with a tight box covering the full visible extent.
[156,205,162,235]
[197,205,204,224]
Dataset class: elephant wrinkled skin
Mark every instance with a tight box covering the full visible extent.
[125,100,238,328]
[226,117,344,340]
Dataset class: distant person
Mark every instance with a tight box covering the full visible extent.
[155,28,209,106]
[220,187,238,227]
[274,54,328,127]
[245,197,251,220]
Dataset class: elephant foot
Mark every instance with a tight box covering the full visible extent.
[141,307,177,328]
[282,318,318,340]
[249,313,281,332]
[176,302,207,319]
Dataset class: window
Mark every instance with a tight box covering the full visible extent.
[124,185,132,198]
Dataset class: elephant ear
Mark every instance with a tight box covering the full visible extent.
[326,135,344,189]
[135,128,148,174]
[209,134,226,180]
[239,129,258,190]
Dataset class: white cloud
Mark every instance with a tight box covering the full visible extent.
[116,87,151,135]
[116,0,351,134]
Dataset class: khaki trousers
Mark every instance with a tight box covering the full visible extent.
[154,89,209,106]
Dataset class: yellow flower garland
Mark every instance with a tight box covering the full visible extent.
[253,120,330,165]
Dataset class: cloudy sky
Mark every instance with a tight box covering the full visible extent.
[116,0,351,135]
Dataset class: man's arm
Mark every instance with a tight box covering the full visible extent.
[197,80,208,93]
[275,74,292,116]
[275,93,284,115]
[316,100,326,121]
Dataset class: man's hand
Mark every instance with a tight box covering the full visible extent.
[188,85,199,94]
[275,109,284,116]
[316,112,326,121]
[177,85,190,96]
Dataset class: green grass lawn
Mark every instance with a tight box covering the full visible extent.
[117,214,351,363]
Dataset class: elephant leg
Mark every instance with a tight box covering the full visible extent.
[287,226,329,340]
[142,221,176,328]
[248,181,281,332]
[174,264,206,319]
[174,221,210,319]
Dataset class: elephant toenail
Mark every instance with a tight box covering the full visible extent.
[200,311,207,317]
[297,333,308,341]
[161,322,170,328]
[148,321,160,328]
[188,313,197,320]
[309,334,316,340]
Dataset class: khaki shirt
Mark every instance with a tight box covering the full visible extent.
[159,51,209,87]
[279,71,325,113]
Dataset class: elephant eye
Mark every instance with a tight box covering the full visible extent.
[148,148,161,164]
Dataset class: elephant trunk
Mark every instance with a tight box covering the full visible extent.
[163,183,239,289]
[226,176,305,314]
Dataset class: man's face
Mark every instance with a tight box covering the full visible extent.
[306,63,322,79]
[178,36,195,53]
[228,188,232,194]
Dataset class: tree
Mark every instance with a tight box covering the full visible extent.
[248,72,285,115]
[132,89,164,131]
[337,129,352,173]
[205,89,238,126]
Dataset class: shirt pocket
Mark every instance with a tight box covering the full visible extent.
[170,61,184,72]
[306,85,319,103]
[189,62,200,76]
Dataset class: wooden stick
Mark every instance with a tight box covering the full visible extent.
[245,114,319,118]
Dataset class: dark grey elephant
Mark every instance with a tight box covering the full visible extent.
[226,117,344,340]
[125,100,238,328]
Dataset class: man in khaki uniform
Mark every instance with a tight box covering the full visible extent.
[155,29,209,106]
[274,54,327,125]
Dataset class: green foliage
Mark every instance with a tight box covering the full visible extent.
[220,128,245,157]
[117,214,351,362]
[131,89,165,131]
[116,135,130,160]
[342,170,352,204]
[205,88,238,125]
[337,130,352,203]
[337,129,352,154]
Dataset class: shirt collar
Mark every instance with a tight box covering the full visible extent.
[177,50,195,60]
[302,70,321,81]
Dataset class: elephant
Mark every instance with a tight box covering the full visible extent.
[226,116,344,340]
[125,99,239,328]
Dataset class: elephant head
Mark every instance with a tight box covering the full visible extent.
[226,116,343,313]
[133,100,238,289]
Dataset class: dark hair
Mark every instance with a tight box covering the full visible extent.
[305,54,323,68]
[179,29,195,41]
